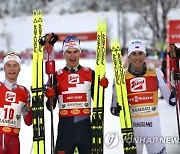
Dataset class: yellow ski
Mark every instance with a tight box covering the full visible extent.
[92,19,106,153]
[111,39,136,154]
[32,9,45,154]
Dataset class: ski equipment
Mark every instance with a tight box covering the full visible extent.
[31,9,45,154]
[111,39,136,154]
[169,44,180,143]
[91,19,106,153]
[39,33,59,154]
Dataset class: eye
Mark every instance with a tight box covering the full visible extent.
[131,52,136,55]
[66,50,71,54]
[139,52,144,55]
[14,64,19,67]
[74,50,79,54]
[5,64,11,67]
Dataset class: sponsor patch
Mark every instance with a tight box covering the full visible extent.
[68,74,79,84]
[131,106,157,115]
[133,122,152,127]
[130,77,146,92]
[5,91,16,102]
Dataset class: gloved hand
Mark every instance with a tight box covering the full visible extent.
[110,103,121,116]
[22,102,31,116]
[169,88,176,106]
[99,77,109,88]
[46,87,55,98]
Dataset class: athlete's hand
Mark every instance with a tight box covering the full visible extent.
[45,87,55,98]
[22,102,31,116]
[110,103,121,116]
[99,77,109,88]
[169,88,176,106]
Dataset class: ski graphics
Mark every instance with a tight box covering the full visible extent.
[31,9,45,154]
[91,19,106,154]
[111,39,136,154]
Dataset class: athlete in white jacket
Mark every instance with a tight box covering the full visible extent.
[111,41,176,154]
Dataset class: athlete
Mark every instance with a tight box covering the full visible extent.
[45,35,108,154]
[0,52,32,154]
[111,41,176,154]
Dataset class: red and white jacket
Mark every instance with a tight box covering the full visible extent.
[0,81,32,135]
[55,66,93,117]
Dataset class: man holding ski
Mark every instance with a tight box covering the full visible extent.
[0,52,32,154]
[45,35,108,154]
[111,41,176,154]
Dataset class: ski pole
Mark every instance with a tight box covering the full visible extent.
[39,33,58,153]
[169,44,180,144]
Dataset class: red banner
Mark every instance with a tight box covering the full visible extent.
[56,32,97,42]
[167,20,180,88]
[168,20,180,44]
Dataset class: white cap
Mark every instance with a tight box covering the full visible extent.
[3,52,21,67]
[128,41,146,56]
[62,40,81,54]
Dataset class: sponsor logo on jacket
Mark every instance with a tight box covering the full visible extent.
[68,74,79,84]
[5,91,16,102]
[130,77,146,92]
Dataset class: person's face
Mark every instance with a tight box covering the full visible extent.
[64,48,80,69]
[129,51,146,72]
[4,60,20,83]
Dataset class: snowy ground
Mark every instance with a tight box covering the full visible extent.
[0,58,179,154]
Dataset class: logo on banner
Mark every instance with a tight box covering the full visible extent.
[168,20,180,43]
[68,74,79,84]
[130,77,146,92]
[176,24,180,30]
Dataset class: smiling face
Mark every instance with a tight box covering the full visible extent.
[128,50,146,73]
[64,47,81,69]
[4,60,20,83]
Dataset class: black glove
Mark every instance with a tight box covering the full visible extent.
[169,88,176,106]
[48,33,59,46]
[110,103,121,116]
[22,103,31,116]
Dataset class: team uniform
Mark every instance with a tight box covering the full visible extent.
[125,67,170,154]
[46,65,94,154]
[112,67,173,154]
[0,79,32,154]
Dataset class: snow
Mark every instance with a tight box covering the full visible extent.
[0,7,180,154]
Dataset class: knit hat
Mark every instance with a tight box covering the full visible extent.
[3,52,21,67]
[62,35,81,54]
[128,41,146,56]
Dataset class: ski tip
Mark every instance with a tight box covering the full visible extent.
[97,18,107,32]
[97,18,106,25]
[110,38,121,51]
[110,38,120,44]
[32,9,42,16]
[32,10,37,16]
[38,9,42,15]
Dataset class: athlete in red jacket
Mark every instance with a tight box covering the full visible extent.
[46,35,108,154]
[0,52,32,154]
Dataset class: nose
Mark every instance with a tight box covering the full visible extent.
[135,54,140,59]
[70,52,76,57]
